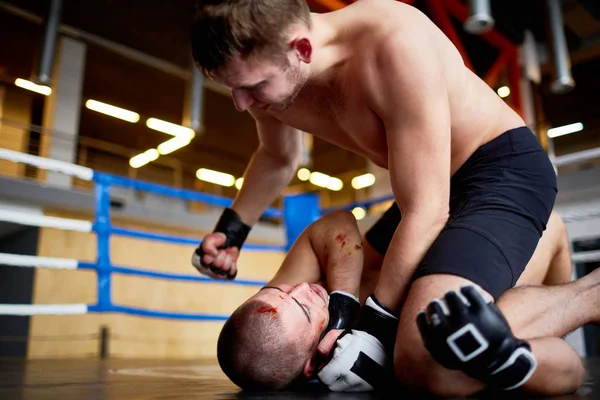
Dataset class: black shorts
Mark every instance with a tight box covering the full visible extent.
[364,126,557,299]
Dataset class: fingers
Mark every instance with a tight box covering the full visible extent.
[443,290,469,315]
[460,284,490,311]
[416,311,429,337]
[317,329,345,360]
[201,232,227,255]
[425,298,450,328]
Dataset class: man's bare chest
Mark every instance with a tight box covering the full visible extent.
[277,85,388,165]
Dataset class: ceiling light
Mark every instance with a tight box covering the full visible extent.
[196,168,235,187]
[309,171,343,191]
[547,122,583,138]
[157,133,194,155]
[147,118,195,137]
[352,207,366,220]
[351,173,376,190]
[497,86,510,98]
[85,99,140,123]
[297,168,311,181]
[129,149,159,169]
[14,78,51,96]
[235,178,244,190]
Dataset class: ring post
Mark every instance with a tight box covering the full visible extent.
[283,193,320,251]
[93,173,113,311]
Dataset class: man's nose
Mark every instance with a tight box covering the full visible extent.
[231,89,254,112]
[290,282,311,295]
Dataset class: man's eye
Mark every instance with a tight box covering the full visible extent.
[302,304,311,315]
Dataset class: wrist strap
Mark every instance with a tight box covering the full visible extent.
[214,208,251,248]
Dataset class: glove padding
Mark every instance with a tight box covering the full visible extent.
[191,207,250,280]
[417,284,537,391]
[320,291,361,341]
[318,295,398,392]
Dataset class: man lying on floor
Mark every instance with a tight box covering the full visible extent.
[216,209,594,396]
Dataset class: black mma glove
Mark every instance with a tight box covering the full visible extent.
[417,284,537,391]
[320,291,361,340]
[318,294,399,391]
[191,207,251,280]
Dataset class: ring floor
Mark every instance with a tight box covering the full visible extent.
[1,358,599,400]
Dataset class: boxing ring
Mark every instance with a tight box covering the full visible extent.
[0,148,599,399]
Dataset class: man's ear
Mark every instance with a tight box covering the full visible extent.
[290,37,312,63]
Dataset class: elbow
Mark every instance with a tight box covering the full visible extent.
[405,202,449,229]
[258,145,301,171]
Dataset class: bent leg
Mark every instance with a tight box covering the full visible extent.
[394,271,598,397]
[521,337,585,396]
[517,210,573,287]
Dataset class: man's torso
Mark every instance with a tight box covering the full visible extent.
[269,0,526,175]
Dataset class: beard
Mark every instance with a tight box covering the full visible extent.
[273,64,306,112]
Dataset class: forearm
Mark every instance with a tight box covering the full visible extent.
[311,211,364,298]
[231,146,298,226]
[374,211,447,313]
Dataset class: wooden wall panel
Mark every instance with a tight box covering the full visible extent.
[29,209,285,359]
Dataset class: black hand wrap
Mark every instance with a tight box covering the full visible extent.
[320,291,360,341]
[417,285,537,391]
[192,207,251,280]
[356,294,399,353]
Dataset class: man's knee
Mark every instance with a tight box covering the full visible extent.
[393,339,481,397]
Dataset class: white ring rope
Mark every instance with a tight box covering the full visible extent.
[0,304,88,316]
[561,208,600,223]
[571,250,600,264]
[553,147,600,168]
[0,209,93,232]
[0,148,93,181]
[0,253,78,269]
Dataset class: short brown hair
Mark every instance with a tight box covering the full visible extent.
[190,0,312,75]
[217,299,310,390]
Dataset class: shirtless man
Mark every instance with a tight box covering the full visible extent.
[189,0,559,394]
[217,209,592,396]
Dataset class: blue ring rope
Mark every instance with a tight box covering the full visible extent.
[106,226,285,251]
[88,304,229,321]
[93,171,283,219]
[78,261,267,287]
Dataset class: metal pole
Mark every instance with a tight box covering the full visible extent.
[99,325,109,359]
[464,0,494,34]
[189,66,204,134]
[547,0,575,94]
[36,0,63,85]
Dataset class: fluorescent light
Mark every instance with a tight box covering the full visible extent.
[309,171,343,191]
[327,177,343,191]
[309,172,331,188]
[157,133,194,155]
[85,99,140,123]
[351,173,375,190]
[352,207,366,220]
[129,149,159,169]
[14,78,51,96]
[547,122,583,138]
[196,168,235,187]
[297,168,311,181]
[147,118,195,137]
[235,177,244,189]
[497,86,510,98]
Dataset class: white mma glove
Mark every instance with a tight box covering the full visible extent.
[317,329,387,392]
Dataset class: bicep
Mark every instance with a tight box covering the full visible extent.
[375,38,451,214]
